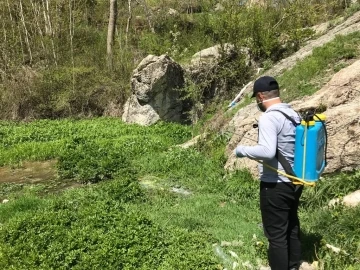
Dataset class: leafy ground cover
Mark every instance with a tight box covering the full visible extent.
[0,118,359,269]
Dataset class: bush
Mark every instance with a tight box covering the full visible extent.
[57,137,130,183]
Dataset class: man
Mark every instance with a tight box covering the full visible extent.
[234,76,303,270]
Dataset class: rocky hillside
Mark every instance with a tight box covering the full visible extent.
[121,9,360,183]
[225,11,360,177]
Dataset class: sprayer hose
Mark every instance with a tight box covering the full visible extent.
[257,161,316,187]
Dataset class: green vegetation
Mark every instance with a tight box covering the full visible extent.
[1,0,360,269]
[300,171,360,268]
[0,0,355,119]
[279,31,360,102]
[0,175,219,270]
[0,118,359,269]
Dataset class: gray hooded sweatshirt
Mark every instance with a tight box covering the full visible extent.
[235,103,300,183]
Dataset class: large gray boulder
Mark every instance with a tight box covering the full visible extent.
[184,44,251,123]
[188,43,237,67]
[224,104,261,176]
[122,54,185,126]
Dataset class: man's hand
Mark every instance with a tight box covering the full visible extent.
[234,147,244,158]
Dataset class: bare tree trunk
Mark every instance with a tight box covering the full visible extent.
[17,24,25,64]
[42,0,57,65]
[43,0,53,36]
[125,0,132,46]
[69,0,75,95]
[42,0,50,35]
[116,26,122,51]
[5,0,16,61]
[107,0,117,71]
[136,0,155,33]
[19,0,33,64]
[30,0,46,52]
[1,14,8,75]
[6,0,13,21]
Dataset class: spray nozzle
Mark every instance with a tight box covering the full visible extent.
[304,111,315,122]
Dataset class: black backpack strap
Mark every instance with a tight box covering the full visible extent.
[276,150,296,177]
[270,110,299,127]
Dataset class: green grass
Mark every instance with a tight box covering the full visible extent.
[142,191,267,265]
[0,176,219,270]
[279,31,360,102]
[0,118,359,269]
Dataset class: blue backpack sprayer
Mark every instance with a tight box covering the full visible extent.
[261,111,328,187]
[228,83,328,186]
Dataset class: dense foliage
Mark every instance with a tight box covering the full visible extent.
[0,119,221,269]
[0,174,219,269]
[0,0,356,120]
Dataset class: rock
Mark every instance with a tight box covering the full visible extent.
[311,21,331,35]
[311,17,345,35]
[236,11,360,97]
[177,133,207,148]
[241,260,252,269]
[311,261,319,269]
[225,59,360,175]
[122,54,186,126]
[343,190,360,207]
[291,60,360,174]
[184,44,249,123]
[300,261,317,270]
[189,43,238,67]
[220,240,243,247]
[214,3,225,12]
[229,250,239,259]
[328,198,341,207]
[325,244,343,254]
[224,104,261,176]
[168,8,179,16]
[170,187,192,196]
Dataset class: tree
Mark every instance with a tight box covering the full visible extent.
[107,0,117,71]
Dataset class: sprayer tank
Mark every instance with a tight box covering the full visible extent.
[293,114,326,182]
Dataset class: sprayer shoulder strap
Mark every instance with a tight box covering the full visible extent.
[276,150,296,177]
[270,109,299,178]
[270,110,299,127]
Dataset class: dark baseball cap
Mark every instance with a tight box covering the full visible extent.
[251,76,279,97]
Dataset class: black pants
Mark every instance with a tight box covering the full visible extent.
[260,181,303,270]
